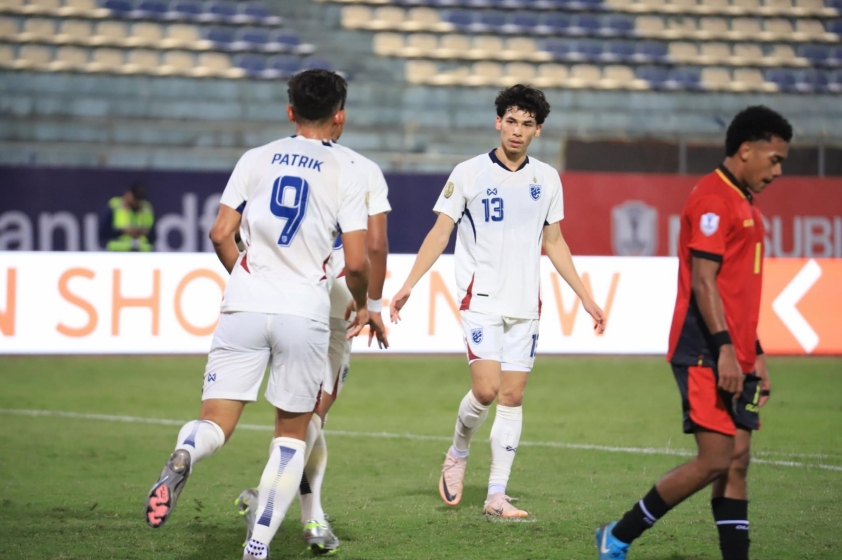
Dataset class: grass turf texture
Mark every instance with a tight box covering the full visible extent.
[0,355,840,560]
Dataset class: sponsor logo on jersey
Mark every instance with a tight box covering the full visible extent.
[206,373,217,383]
[443,182,455,198]
[341,365,350,383]
[487,188,498,196]
[529,184,541,200]
[471,328,483,344]
[701,212,720,236]
[611,200,658,256]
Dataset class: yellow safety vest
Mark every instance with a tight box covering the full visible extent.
[106,197,155,252]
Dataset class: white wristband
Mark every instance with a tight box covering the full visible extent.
[367,298,383,313]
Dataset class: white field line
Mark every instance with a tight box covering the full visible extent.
[2,408,841,473]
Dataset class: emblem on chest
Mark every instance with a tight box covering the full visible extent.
[529,184,541,200]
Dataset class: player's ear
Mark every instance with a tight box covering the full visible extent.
[739,141,752,162]
[335,109,346,127]
[534,124,542,138]
[495,116,503,131]
[286,105,296,124]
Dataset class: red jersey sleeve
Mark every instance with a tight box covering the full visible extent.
[684,194,733,260]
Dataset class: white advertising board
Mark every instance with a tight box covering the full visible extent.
[0,252,678,355]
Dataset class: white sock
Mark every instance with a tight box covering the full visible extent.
[249,437,306,555]
[174,420,225,469]
[300,416,327,524]
[300,428,327,524]
[452,390,490,454]
[488,405,522,497]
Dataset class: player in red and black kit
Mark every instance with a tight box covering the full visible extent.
[595,106,792,560]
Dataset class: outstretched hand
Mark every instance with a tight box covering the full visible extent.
[583,299,606,335]
[390,285,411,324]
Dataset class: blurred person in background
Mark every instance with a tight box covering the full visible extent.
[99,183,156,251]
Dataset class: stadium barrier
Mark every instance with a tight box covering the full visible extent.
[1,253,839,355]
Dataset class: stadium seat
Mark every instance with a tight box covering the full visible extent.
[731,17,762,39]
[767,43,800,65]
[798,43,830,64]
[405,33,437,56]
[827,20,842,36]
[636,15,665,36]
[762,18,792,40]
[341,5,370,29]
[761,0,792,13]
[605,15,636,36]
[302,56,333,71]
[129,22,163,46]
[0,0,25,10]
[56,19,92,43]
[504,37,544,61]
[445,10,473,32]
[125,48,159,72]
[19,17,55,41]
[605,40,635,62]
[794,19,827,40]
[93,20,128,45]
[0,44,13,67]
[476,11,506,33]
[405,7,441,31]
[636,40,668,61]
[405,59,437,83]
[372,6,405,29]
[237,26,269,47]
[50,45,88,69]
[373,32,404,56]
[468,60,503,86]
[137,0,167,17]
[668,41,697,61]
[573,40,603,61]
[437,33,470,57]
[241,2,280,25]
[638,64,669,87]
[171,0,202,19]
[160,49,193,73]
[733,67,772,91]
[828,70,842,93]
[503,61,536,84]
[87,47,123,71]
[568,64,602,87]
[16,43,51,68]
[533,62,567,87]
[198,50,232,72]
[667,66,701,89]
[510,13,539,35]
[267,54,300,75]
[206,26,234,45]
[102,0,133,14]
[699,16,728,38]
[665,15,697,37]
[469,34,503,59]
[699,42,730,63]
[732,0,761,12]
[765,67,797,91]
[828,46,842,66]
[701,66,730,89]
[539,14,572,35]
[207,0,237,20]
[798,67,830,92]
[28,0,62,13]
[603,64,643,89]
[573,14,602,36]
[0,16,17,38]
[161,23,201,48]
[62,0,103,14]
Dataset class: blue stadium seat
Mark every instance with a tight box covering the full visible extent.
[668,67,701,91]
[477,12,506,32]
[171,0,202,18]
[206,26,235,44]
[302,56,333,71]
[828,70,842,93]
[273,30,301,50]
[208,0,237,19]
[605,15,635,37]
[766,68,798,92]
[543,38,572,59]
[573,14,601,36]
[798,69,830,92]
[267,54,301,75]
[242,2,281,25]
[103,0,134,14]
[511,13,539,34]
[237,27,269,47]
[828,46,842,67]
[540,14,572,34]
[137,0,167,17]
[606,41,635,62]
[571,40,603,61]
[446,11,474,31]
[826,20,842,35]
[798,44,830,64]
[235,53,266,76]
[636,41,668,62]
[638,65,669,88]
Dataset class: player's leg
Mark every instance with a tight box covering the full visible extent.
[145,312,269,528]
[300,317,349,553]
[596,365,737,559]
[245,314,328,560]
[483,316,536,519]
[710,373,760,560]
[439,312,503,506]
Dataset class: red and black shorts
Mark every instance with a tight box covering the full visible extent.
[671,364,762,436]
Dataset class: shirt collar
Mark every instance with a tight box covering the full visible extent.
[489,149,529,172]
[717,164,753,204]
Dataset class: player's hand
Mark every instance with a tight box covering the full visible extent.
[756,353,771,407]
[583,298,606,335]
[717,345,744,399]
[390,284,411,324]
[367,311,389,349]
[347,306,370,339]
[344,299,357,321]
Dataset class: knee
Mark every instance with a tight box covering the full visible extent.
[497,386,523,407]
[472,385,498,406]
[700,456,733,481]
[730,448,751,479]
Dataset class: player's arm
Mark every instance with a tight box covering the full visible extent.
[364,211,389,348]
[342,230,370,313]
[209,204,242,274]
[690,256,742,396]
[390,213,455,323]
[542,223,605,334]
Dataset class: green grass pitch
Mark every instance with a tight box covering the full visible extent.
[0,355,840,559]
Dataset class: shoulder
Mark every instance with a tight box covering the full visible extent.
[530,157,562,188]
[334,143,384,176]
[451,154,488,182]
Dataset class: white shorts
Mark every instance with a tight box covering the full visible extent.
[460,310,540,372]
[324,317,353,397]
[202,311,329,413]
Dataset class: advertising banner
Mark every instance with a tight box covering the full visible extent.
[1,253,839,355]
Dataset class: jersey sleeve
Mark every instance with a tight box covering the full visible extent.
[685,194,733,261]
[432,165,466,222]
[545,172,565,225]
[220,148,257,212]
[366,162,392,216]
[338,163,369,234]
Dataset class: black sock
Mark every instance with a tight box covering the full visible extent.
[612,486,673,544]
[299,472,312,495]
[712,498,750,560]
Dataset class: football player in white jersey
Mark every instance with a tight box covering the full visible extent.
[143,70,381,560]
[390,85,606,518]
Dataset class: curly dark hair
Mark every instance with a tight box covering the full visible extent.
[725,106,793,156]
[494,84,551,125]
[287,69,348,124]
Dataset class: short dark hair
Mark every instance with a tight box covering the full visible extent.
[725,106,793,156]
[494,84,551,125]
[129,183,146,200]
[287,69,348,124]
